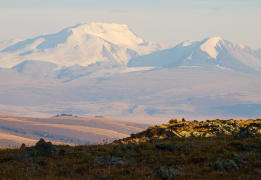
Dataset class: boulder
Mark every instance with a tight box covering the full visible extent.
[155,166,183,179]
[155,144,181,151]
[192,131,204,137]
[111,143,141,157]
[165,130,182,138]
[179,131,191,137]
[225,160,238,172]
[92,156,132,166]
[211,160,224,171]
[35,138,58,156]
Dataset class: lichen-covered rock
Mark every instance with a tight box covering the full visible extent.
[111,143,141,157]
[211,160,224,171]
[225,160,238,172]
[192,131,204,137]
[179,131,191,137]
[155,166,183,179]
[148,131,154,138]
[204,133,214,137]
[59,149,71,156]
[165,130,182,138]
[256,153,261,159]
[92,156,132,166]
[35,138,58,156]
[155,143,180,151]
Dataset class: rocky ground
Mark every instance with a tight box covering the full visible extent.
[114,118,261,144]
[0,119,260,179]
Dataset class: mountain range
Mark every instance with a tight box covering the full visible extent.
[0,22,261,123]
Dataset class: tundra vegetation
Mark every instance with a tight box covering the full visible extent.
[0,118,260,179]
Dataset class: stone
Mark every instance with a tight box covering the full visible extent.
[165,130,182,138]
[92,156,132,166]
[211,160,224,171]
[225,160,238,172]
[148,131,154,138]
[256,153,261,159]
[204,133,214,137]
[192,131,204,137]
[220,148,229,154]
[59,149,71,156]
[155,144,178,151]
[35,138,58,156]
[155,166,183,179]
[179,131,191,137]
[111,144,141,157]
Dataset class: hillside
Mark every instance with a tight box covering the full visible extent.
[0,118,260,179]
[115,118,261,144]
[0,114,149,148]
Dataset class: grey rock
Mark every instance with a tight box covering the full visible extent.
[192,131,204,137]
[35,138,58,156]
[155,143,181,151]
[155,166,183,179]
[211,160,224,171]
[148,131,154,138]
[225,160,238,172]
[111,143,141,157]
[59,149,71,156]
[165,130,182,138]
[179,131,191,137]
[256,153,261,159]
[92,156,132,166]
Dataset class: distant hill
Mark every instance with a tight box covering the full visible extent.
[0,114,150,148]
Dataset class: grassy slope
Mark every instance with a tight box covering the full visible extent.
[0,124,261,179]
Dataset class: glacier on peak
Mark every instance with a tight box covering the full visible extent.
[200,37,222,59]
[0,22,168,68]
[128,37,261,74]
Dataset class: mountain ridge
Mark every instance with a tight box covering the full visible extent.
[128,37,261,74]
[0,22,168,68]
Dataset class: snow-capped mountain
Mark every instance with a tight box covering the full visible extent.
[0,39,22,51]
[0,23,168,68]
[128,37,261,74]
[1,24,261,124]
[12,60,58,78]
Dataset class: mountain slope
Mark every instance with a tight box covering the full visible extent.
[0,23,168,68]
[12,60,58,78]
[0,114,150,147]
[128,37,261,74]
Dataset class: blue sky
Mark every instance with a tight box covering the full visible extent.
[0,0,261,49]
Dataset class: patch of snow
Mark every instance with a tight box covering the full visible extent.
[215,64,234,71]
[238,44,245,49]
[200,37,222,59]
[122,67,155,73]
[186,53,193,60]
[182,40,196,47]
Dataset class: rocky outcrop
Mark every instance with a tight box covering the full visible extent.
[114,119,261,144]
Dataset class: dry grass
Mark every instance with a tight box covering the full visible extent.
[0,134,260,179]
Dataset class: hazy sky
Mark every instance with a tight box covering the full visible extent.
[0,0,260,49]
